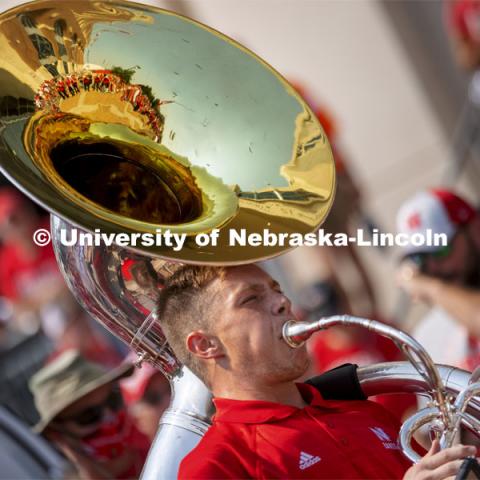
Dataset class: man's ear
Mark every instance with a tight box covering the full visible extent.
[186,331,224,359]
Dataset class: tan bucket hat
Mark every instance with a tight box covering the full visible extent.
[29,350,134,433]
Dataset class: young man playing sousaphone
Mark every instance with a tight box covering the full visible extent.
[157,264,477,479]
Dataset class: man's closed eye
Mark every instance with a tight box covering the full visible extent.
[241,295,258,305]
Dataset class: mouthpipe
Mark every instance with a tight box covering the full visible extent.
[282,316,425,354]
[282,316,449,419]
[282,316,375,348]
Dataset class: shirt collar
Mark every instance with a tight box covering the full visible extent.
[212,383,340,424]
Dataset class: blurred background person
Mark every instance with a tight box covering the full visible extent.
[0,187,69,426]
[0,297,22,352]
[397,189,480,371]
[49,302,126,369]
[121,358,171,441]
[0,186,66,335]
[443,0,480,185]
[446,0,480,73]
[0,186,126,430]
[30,350,151,480]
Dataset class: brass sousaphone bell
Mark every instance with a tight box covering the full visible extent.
[0,1,335,477]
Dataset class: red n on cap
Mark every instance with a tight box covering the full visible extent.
[396,188,476,256]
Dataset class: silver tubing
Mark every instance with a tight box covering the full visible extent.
[283,315,449,423]
[283,316,480,461]
[440,381,480,450]
[399,408,439,463]
[141,367,213,480]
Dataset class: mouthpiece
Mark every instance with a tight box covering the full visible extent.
[282,320,318,348]
[282,315,376,348]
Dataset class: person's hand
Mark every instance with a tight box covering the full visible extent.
[48,431,110,480]
[397,263,441,304]
[49,431,139,480]
[403,439,477,480]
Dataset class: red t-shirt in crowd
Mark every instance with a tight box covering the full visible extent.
[81,410,151,479]
[0,220,59,300]
[179,383,414,479]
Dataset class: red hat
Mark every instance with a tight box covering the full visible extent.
[446,0,480,42]
[396,189,476,256]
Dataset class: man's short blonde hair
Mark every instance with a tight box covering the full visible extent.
[156,265,226,381]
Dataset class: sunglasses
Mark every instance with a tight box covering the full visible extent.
[405,243,453,272]
[142,389,168,406]
[58,388,124,427]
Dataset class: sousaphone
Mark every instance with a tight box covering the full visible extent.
[0,1,335,477]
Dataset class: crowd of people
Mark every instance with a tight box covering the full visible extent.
[2,0,480,479]
[34,69,164,139]
[0,187,171,479]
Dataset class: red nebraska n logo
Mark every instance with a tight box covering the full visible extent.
[407,213,421,229]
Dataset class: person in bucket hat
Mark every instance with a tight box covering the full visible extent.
[396,189,480,371]
[30,350,151,479]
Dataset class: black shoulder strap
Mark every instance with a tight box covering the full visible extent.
[456,457,480,480]
[306,363,367,401]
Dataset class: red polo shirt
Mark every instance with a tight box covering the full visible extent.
[179,383,414,479]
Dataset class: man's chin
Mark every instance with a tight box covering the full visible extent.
[289,355,311,380]
[269,357,310,383]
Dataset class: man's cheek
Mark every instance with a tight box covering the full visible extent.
[249,331,270,356]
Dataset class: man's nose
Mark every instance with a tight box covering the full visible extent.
[272,293,291,316]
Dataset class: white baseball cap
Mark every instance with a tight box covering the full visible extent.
[396,189,475,257]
